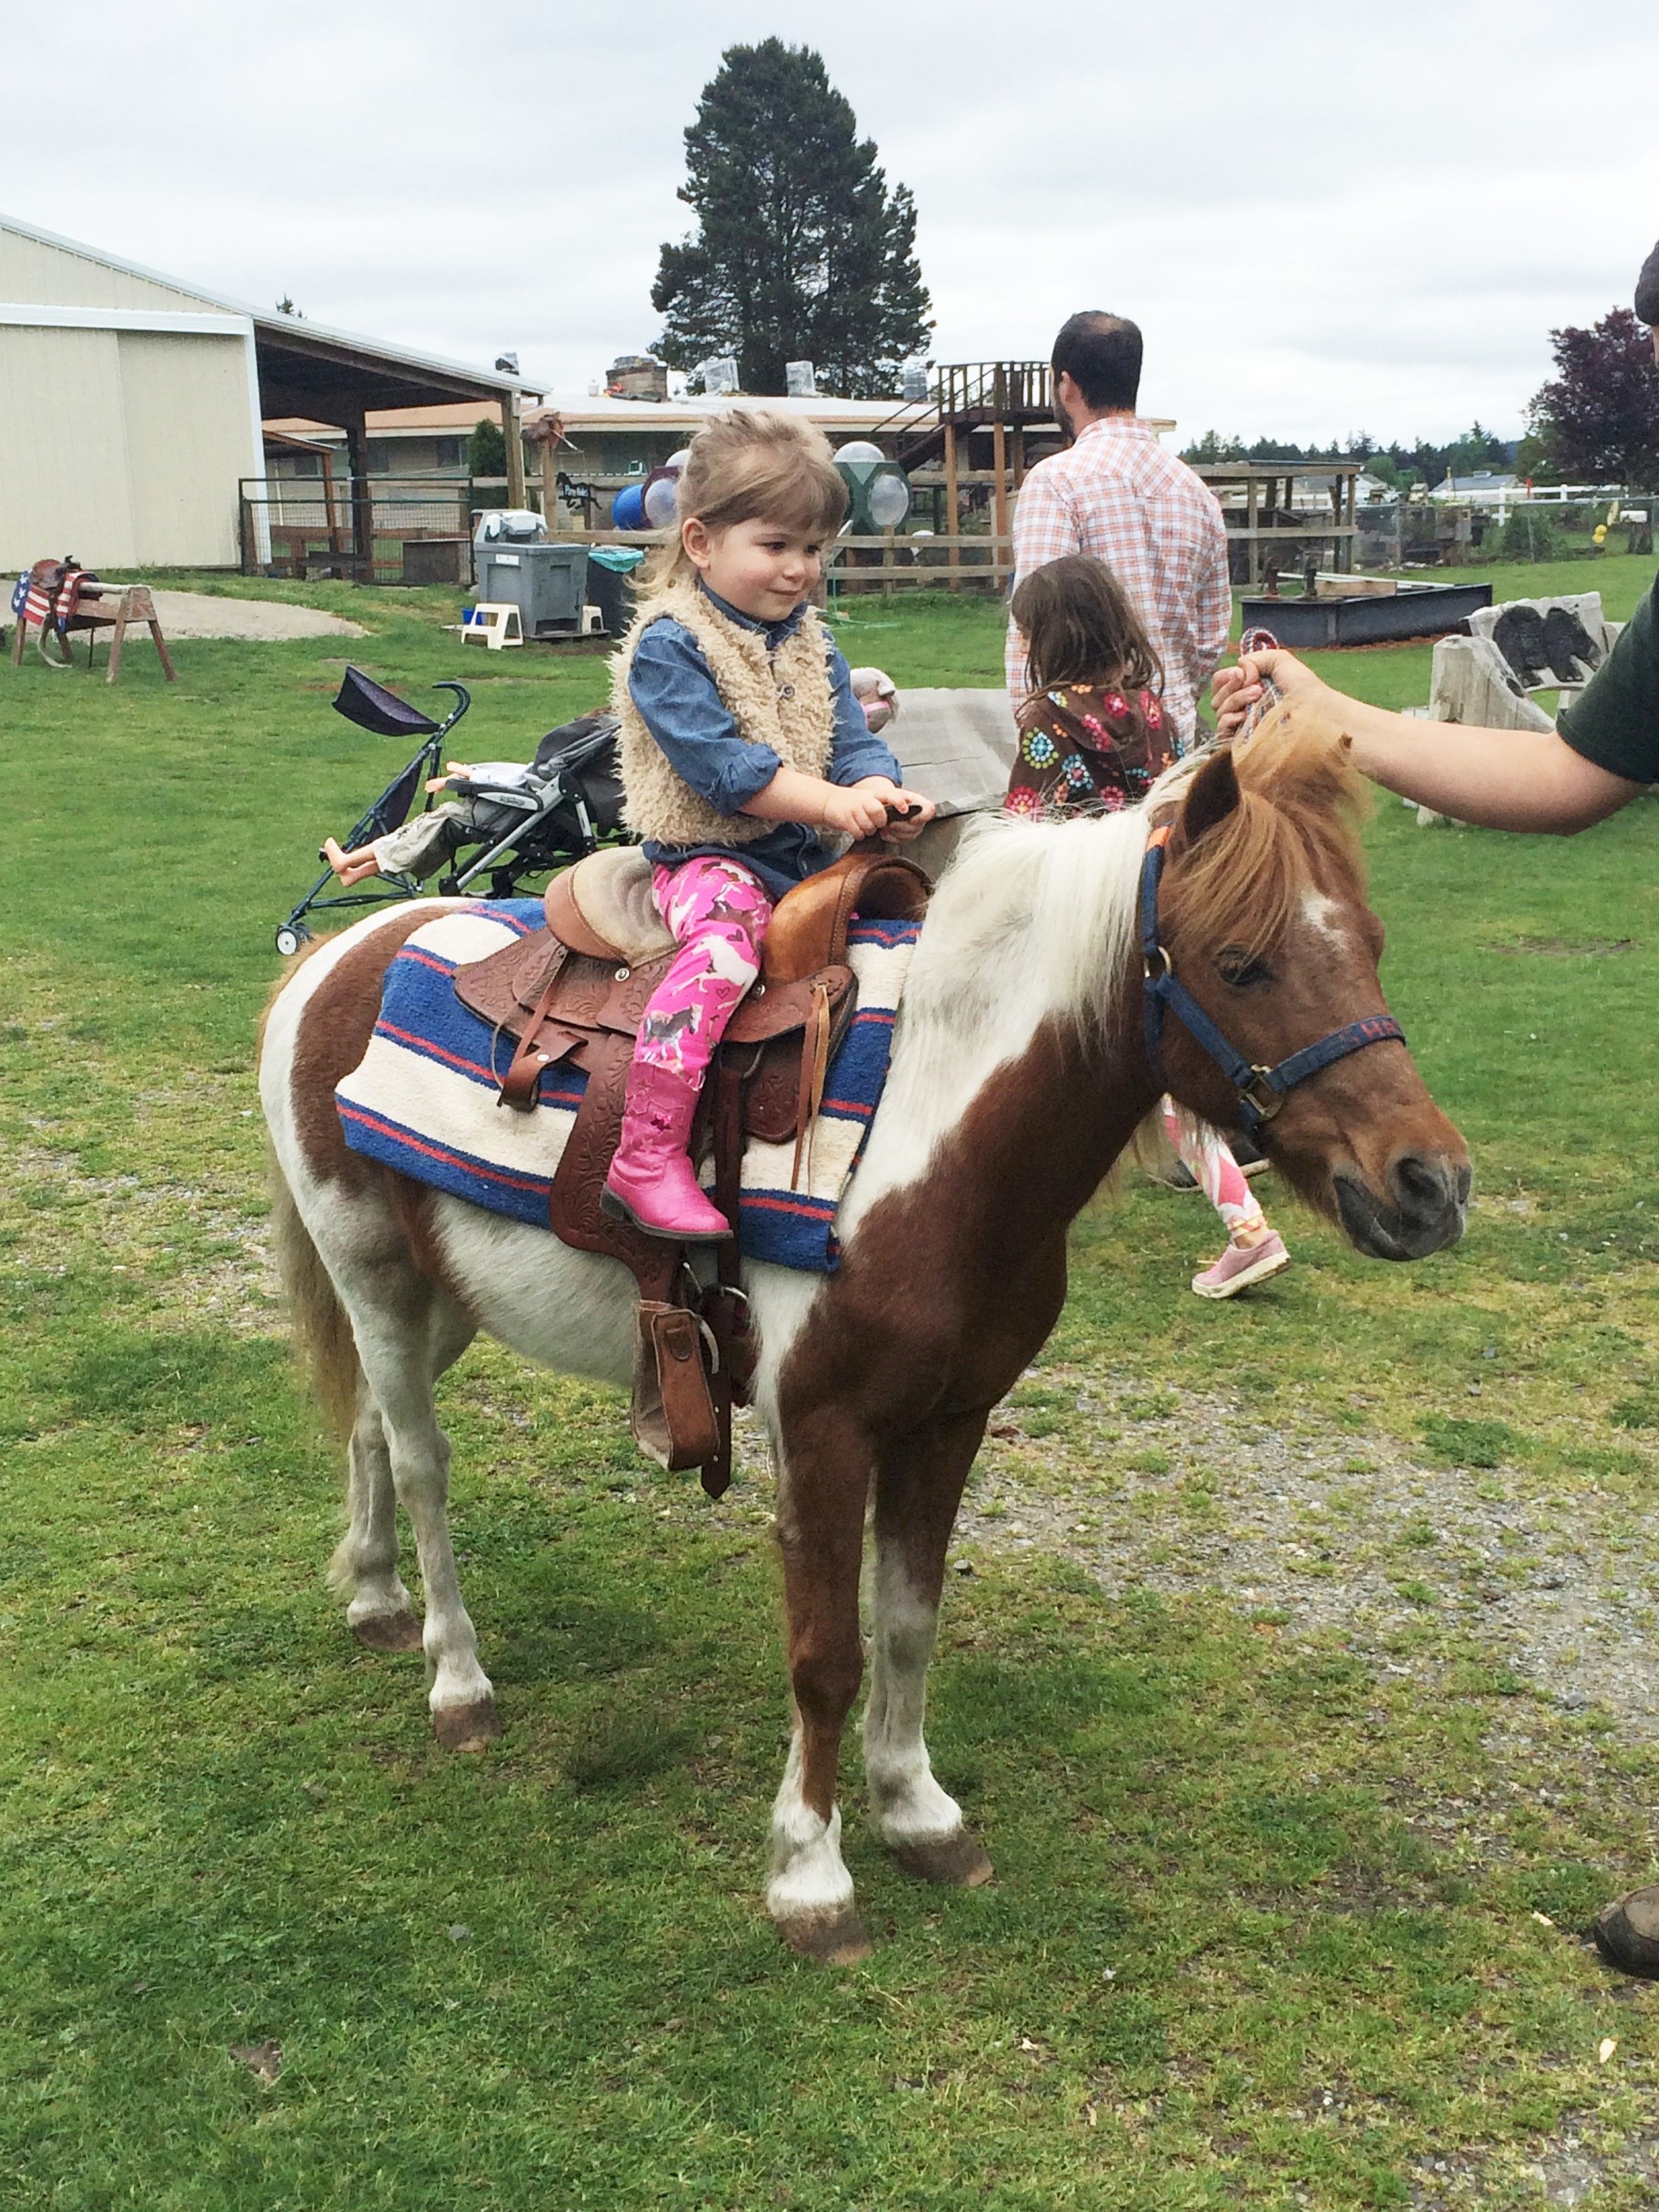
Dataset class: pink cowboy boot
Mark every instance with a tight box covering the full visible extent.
[602,1061,732,1242]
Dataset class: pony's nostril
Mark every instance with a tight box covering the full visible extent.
[1393,1151,1451,1217]
[1455,1162,1472,1207]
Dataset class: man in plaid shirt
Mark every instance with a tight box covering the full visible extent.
[1006,312,1231,745]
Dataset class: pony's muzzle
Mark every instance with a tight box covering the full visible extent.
[1333,1149,1470,1261]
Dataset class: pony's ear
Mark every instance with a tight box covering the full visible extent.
[1172,747,1241,853]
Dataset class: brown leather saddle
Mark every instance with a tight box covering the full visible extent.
[451,843,929,1495]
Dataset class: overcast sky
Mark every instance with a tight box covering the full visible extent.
[3,0,1656,446]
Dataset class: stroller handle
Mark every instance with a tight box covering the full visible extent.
[432,680,471,733]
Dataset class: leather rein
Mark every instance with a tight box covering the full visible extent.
[1139,821,1404,1132]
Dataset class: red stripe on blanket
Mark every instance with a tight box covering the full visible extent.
[336,1103,552,1193]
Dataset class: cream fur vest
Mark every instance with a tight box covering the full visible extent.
[612,581,836,848]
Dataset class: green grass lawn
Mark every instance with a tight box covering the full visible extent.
[5,562,1659,2208]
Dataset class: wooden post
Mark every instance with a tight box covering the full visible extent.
[1344,470,1357,573]
[502,393,527,509]
[1246,476,1260,587]
[943,420,960,593]
[991,417,1008,560]
[321,449,343,553]
[344,412,373,579]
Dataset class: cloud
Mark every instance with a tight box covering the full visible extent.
[2,0,1655,441]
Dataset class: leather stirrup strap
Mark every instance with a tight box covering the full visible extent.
[497,943,571,1110]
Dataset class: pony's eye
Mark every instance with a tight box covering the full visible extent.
[1216,947,1272,988]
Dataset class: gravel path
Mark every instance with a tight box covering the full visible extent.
[948,1367,1659,1735]
[145,590,365,640]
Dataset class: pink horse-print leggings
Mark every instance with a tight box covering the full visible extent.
[636,855,773,1083]
[1159,1097,1266,1240]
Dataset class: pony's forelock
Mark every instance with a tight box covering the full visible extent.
[1158,705,1368,963]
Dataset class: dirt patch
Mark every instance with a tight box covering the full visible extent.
[145,591,365,641]
[942,1368,1659,1736]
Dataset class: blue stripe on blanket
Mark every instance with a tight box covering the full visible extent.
[337,899,917,1273]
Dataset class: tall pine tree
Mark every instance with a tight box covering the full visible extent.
[652,41,931,400]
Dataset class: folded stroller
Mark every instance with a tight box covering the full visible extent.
[274,666,628,956]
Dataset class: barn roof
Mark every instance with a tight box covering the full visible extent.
[0,212,539,422]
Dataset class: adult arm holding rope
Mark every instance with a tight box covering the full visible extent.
[1214,643,1647,832]
[1217,239,1659,835]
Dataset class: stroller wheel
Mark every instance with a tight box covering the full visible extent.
[274,922,312,958]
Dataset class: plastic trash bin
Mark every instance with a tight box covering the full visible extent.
[586,544,644,638]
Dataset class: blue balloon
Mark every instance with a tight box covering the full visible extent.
[611,481,648,530]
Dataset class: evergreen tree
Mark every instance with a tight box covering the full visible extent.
[1530,308,1659,489]
[652,40,931,399]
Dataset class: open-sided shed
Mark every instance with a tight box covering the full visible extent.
[0,213,535,573]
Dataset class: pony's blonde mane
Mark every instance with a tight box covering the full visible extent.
[1149,703,1370,963]
[913,701,1366,1045]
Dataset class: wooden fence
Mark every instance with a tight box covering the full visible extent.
[578,529,1014,594]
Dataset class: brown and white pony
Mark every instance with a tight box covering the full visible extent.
[260,712,1469,1963]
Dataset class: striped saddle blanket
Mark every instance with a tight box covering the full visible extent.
[335,900,918,1273]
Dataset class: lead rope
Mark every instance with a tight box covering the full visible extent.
[1234,624,1283,744]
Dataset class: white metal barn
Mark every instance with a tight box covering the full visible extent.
[0,214,533,573]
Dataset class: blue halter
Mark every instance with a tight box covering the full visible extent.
[1139,827,1405,1132]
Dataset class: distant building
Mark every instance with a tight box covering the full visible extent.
[1,212,534,571]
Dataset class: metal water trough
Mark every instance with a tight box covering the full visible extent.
[1240,579,1493,648]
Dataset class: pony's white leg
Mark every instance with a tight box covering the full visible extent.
[864,1410,994,1887]
[329,1297,475,1654]
[345,1285,496,1750]
[767,1726,859,1948]
[863,1539,989,1885]
[763,1418,872,1964]
[329,1389,421,1650]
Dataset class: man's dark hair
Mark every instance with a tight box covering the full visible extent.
[1636,239,1659,329]
[1051,311,1143,413]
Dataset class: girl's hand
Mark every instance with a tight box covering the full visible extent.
[820,783,897,838]
[848,776,936,841]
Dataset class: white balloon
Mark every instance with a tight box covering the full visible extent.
[641,474,680,528]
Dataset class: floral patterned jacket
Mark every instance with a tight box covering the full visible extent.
[1006,682,1176,815]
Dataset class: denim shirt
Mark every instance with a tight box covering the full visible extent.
[627,581,902,899]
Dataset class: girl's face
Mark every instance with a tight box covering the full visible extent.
[682,515,823,621]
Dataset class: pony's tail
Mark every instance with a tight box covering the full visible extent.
[267,1143,361,1441]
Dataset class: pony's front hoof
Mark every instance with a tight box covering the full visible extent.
[890,1828,994,1888]
[432,1698,500,1753]
[350,1607,424,1654]
[777,1906,873,1966]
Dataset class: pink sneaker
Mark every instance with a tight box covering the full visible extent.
[1191,1230,1290,1300]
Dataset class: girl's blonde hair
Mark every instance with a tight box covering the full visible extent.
[634,409,848,605]
[1010,553,1164,701]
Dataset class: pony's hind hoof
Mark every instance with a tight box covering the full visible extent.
[777,1907,873,1967]
[432,1698,500,1753]
[351,1608,424,1654]
[890,1828,994,1888]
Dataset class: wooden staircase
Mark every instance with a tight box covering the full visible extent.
[872,361,1057,473]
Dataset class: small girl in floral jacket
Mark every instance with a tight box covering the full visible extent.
[1006,554,1178,816]
[1005,554,1291,1300]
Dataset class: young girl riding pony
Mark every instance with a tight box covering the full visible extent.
[1007,554,1291,1300]
[602,411,935,1242]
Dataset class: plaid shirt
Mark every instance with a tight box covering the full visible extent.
[1005,415,1231,743]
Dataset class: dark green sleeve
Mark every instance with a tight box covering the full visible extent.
[1556,573,1659,783]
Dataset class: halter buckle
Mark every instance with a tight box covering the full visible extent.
[1241,1068,1284,1122]
[1143,943,1171,983]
